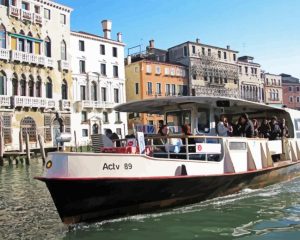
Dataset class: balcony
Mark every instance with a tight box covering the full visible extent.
[195,86,240,98]
[11,50,38,64]
[60,100,71,111]
[34,14,43,25]
[21,9,33,21]
[12,96,56,109]
[0,96,11,107]
[9,5,20,18]
[45,57,54,68]
[0,48,10,61]
[58,60,69,71]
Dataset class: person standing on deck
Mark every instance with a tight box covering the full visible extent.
[269,116,281,140]
[217,115,230,137]
[239,113,254,138]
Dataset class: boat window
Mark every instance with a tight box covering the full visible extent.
[166,110,191,133]
[294,119,300,138]
[229,142,247,150]
[197,108,210,133]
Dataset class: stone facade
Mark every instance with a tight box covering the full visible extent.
[0,0,72,150]
[238,56,264,102]
[70,21,127,144]
[125,59,188,132]
[168,40,239,97]
[263,73,283,105]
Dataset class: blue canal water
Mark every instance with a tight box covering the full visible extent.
[1,158,300,240]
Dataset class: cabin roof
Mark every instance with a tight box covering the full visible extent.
[115,96,286,114]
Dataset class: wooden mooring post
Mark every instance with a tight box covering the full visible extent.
[19,128,23,152]
[0,125,4,166]
[74,130,78,152]
[38,134,46,164]
[25,132,30,165]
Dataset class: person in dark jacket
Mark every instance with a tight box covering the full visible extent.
[258,118,271,138]
[239,113,254,138]
[279,118,289,138]
[105,129,121,147]
[269,116,281,140]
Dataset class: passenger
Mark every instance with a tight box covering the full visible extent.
[181,124,195,152]
[232,117,243,136]
[269,116,281,140]
[252,119,259,137]
[258,119,271,138]
[217,115,230,137]
[105,129,121,147]
[239,113,254,138]
[279,118,289,138]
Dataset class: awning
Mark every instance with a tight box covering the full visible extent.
[8,33,43,43]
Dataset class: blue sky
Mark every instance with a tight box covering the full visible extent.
[59,0,300,78]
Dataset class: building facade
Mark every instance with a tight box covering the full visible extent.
[263,73,283,105]
[238,56,264,102]
[71,20,127,145]
[168,40,239,97]
[282,74,300,110]
[0,0,72,150]
[125,58,188,133]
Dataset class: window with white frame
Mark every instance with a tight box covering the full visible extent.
[156,83,161,95]
[100,44,105,55]
[170,68,175,76]
[147,82,152,95]
[164,67,169,75]
[289,96,293,103]
[44,8,50,19]
[165,84,170,96]
[146,65,152,74]
[155,66,161,75]
[60,14,66,24]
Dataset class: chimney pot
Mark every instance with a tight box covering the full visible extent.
[149,39,154,48]
[227,45,230,50]
[196,38,200,43]
[101,19,112,39]
[117,32,122,42]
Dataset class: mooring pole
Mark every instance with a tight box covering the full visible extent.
[0,125,4,166]
[25,132,30,165]
[19,128,23,152]
[38,134,46,164]
[74,130,78,152]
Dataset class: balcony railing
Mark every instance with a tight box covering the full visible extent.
[0,48,10,61]
[34,14,42,25]
[12,96,56,109]
[58,60,69,71]
[21,9,33,21]
[9,6,20,18]
[81,100,116,109]
[60,100,71,110]
[45,57,54,68]
[9,6,43,25]
[0,96,11,107]
[195,86,240,98]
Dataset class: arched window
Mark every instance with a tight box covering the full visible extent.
[91,81,97,101]
[28,75,34,97]
[12,73,18,96]
[19,30,25,52]
[46,77,52,98]
[92,123,99,134]
[0,24,6,48]
[61,40,67,60]
[0,71,7,95]
[276,90,279,100]
[20,74,26,96]
[27,32,33,53]
[44,36,51,57]
[21,116,37,142]
[36,76,41,97]
[61,79,68,100]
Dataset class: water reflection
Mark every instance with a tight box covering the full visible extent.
[0,160,300,240]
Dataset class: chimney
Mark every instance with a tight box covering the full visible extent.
[101,20,112,39]
[127,55,131,65]
[226,45,230,50]
[196,38,200,44]
[149,39,154,49]
[117,32,122,42]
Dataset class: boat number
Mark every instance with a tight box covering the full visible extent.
[102,163,133,170]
